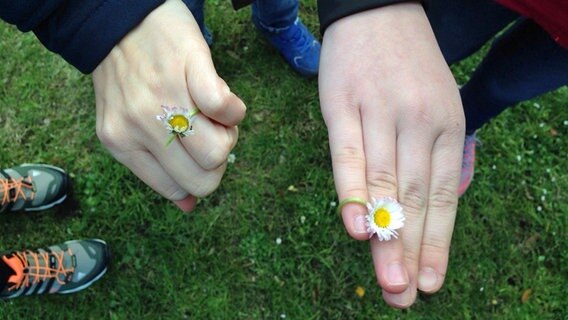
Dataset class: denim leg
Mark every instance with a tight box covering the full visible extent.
[252,0,299,29]
[461,19,568,133]
[426,0,568,133]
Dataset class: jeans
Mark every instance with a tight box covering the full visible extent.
[426,0,568,133]
[183,0,299,36]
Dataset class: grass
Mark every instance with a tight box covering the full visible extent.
[1,1,567,319]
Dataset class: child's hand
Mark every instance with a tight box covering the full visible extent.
[92,0,246,211]
[319,2,465,308]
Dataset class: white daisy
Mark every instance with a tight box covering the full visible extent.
[156,105,198,138]
[366,197,405,241]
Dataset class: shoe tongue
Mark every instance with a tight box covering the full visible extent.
[2,255,24,286]
[1,168,36,211]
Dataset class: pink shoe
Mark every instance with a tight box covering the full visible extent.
[458,133,477,197]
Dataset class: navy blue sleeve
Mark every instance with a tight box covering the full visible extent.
[318,0,424,34]
[0,0,165,74]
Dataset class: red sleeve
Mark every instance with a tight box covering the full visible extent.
[494,0,568,48]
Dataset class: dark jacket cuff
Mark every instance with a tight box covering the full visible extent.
[33,0,165,74]
[0,0,165,73]
[318,0,423,34]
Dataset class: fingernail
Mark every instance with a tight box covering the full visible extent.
[354,215,367,234]
[387,263,408,286]
[418,267,439,292]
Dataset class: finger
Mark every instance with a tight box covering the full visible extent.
[382,285,416,310]
[174,195,198,212]
[325,105,369,240]
[418,129,462,293]
[147,136,227,198]
[185,51,247,126]
[114,149,190,202]
[370,236,409,295]
[360,103,409,294]
[178,113,238,170]
[391,127,436,307]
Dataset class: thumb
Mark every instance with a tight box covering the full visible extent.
[185,49,246,126]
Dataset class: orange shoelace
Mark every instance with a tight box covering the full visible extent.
[0,176,35,206]
[2,249,75,291]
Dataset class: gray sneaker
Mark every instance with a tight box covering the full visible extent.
[0,164,70,213]
[0,239,110,298]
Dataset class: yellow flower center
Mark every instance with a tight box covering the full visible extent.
[168,115,189,132]
[373,208,391,228]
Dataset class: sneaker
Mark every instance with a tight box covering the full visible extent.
[458,133,477,197]
[253,17,321,77]
[0,164,70,213]
[0,239,110,299]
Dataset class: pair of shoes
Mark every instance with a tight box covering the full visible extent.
[1,164,69,213]
[458,133,478,197]
[0,239,110,299]
[0,164,110,298]
[253,17,321,77]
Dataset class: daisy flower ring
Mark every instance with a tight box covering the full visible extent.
[366,197,405,241]
[156,105,200,146]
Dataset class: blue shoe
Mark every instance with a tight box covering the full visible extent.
[253,17,320,77]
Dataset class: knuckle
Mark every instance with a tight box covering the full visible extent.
[366,168,398,196]
[191,175,222,197]
[204,80,231,112]
[409,104,435,127]
[399,177,428,214]
[162,184,188,201]
[322,93,358,124]
[406,106,437,132]
[202,143,231,170]
[421,239,450,257]
[96,121,121,149]
[398,90,430,110]
[324,91,358,111]
[332,145,365,167]
[399,92,465,134]
[441,111,465,135]
[429,184,459,210]
[402,247,421,266]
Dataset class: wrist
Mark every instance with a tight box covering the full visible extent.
[323,2,439,59]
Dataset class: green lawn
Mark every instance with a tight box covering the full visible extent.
[1,1,567,319]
